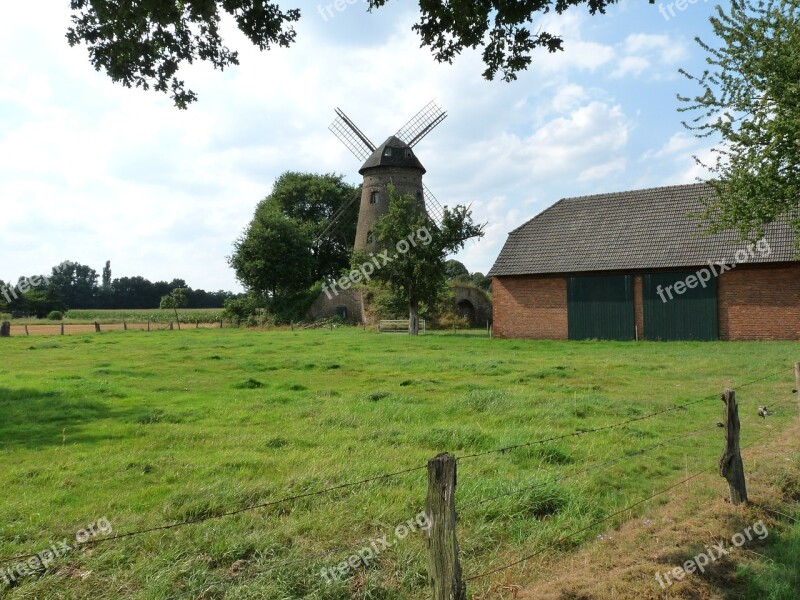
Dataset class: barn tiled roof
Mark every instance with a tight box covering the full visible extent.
[488,183,798,277]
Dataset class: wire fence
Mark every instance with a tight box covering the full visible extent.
[0,365,797,597]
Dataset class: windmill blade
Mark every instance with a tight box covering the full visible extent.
[314,193,361,243]
[422,184,445,227]
[396,100,448,148]
[329,108,377,162]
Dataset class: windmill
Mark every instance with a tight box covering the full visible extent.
[321,100,448,251]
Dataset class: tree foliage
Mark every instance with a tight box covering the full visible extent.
[228,172,359,320]
[229,202,314,301]
[66,0,629,106]
[67,0,300,108]
[679,0,800,243]
[356,186,484,335]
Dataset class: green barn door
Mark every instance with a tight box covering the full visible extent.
[568,275,635,341]
[643,272,718,341]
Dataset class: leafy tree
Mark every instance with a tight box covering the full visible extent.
[263,172,360,282]
[471,272,492,293]
[679,0,800,244]
[47,261,99,309]
[65,1,631,107]
[67,1,301,108]
[159,287,188,329]
[445,259,470,282]
[356,186,484,335]
[102,260,112,289]
[228,203,315,306]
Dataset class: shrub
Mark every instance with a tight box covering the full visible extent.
[47,311,64,321]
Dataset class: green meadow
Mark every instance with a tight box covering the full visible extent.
[0,328,798,599]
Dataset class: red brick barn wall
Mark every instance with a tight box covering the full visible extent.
[718,264,800,340]
[492,276,568,339]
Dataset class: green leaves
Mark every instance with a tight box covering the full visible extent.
[67,1,300,108]
[679,0,800,245]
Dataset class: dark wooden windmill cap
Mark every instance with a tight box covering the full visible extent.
[359,136,426,175]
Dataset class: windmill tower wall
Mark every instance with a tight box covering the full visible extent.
[355,167,425,252]
[355,135,427,253]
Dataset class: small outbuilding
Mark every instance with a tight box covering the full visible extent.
[488,183,800,341]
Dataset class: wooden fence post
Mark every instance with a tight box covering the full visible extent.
[147,320,150,332]
[60,323,64,335]
[719,390,748,505]
[168,322,174,331]
[0,321,10,337]
[425,453,466,600]
[24,325,29,336]
[94,322,101,333]
[123,319,127,331]
[795,362,800,416]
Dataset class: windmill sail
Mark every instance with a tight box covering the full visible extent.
[395,100,447,148]
[329,108,376,162]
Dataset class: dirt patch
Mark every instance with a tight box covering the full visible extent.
[478,421,800,600]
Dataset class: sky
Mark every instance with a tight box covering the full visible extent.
[0,0,723,293]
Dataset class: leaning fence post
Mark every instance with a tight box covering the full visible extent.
[24,325,29,336]
[425,453,466,600]
[795,362,800,416]
[0,321,10,337]
[720,390,747,505]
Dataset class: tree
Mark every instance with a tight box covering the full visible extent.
[102,260,112,289]
[66,1,630,107]
[445,259,470,281]
[47,261,99,309]
[358,187,484,335]
[264,172,360,282]
[679,0,800,244]
[228,203,315,306]
[159,287,188,329]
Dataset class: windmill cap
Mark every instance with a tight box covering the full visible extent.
[359,136,427,175]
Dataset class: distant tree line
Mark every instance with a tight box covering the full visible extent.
[0,260,235,317]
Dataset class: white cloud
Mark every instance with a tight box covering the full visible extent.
[0,2,716,285]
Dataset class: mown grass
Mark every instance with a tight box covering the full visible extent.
[0,328,797,599]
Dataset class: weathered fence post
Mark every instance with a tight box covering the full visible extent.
[795,362,800,416]
[94,322,101,333]
[219,320,223,328]
[123,319,127,331]
[60,323,64,336]
[0,321,10,337]
[425,453,466,600]
[24,325,29,336]
[147,320,150,332]
[720,390,748,505]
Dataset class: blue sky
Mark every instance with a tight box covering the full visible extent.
[0,1,722,292]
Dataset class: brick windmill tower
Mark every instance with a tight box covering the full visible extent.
[321,101,447,251]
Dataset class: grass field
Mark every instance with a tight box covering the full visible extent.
[6,309,224,326]
[0,328,798,599]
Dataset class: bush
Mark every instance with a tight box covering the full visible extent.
[47,311,64,321]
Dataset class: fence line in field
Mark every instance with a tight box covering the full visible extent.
[463,415,791,583]
[1,365,797,598]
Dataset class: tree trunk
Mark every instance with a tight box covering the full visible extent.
[409,300,420,336]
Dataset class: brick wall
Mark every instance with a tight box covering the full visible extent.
[719,264,800,341]
[307,288,365,323]
[492,276,568,339]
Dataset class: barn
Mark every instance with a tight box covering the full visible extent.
[488,183,800,341]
